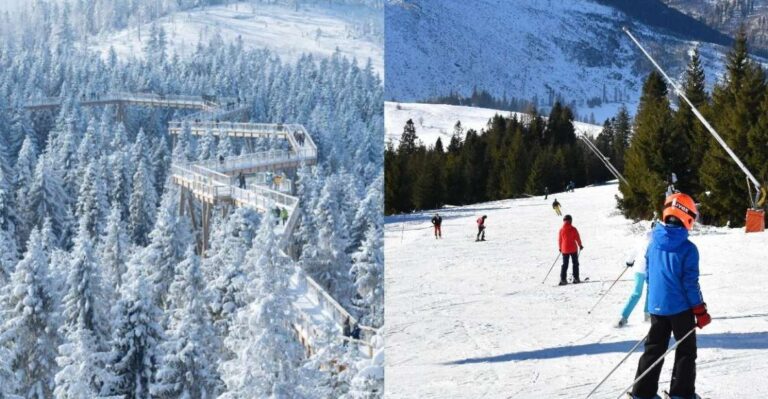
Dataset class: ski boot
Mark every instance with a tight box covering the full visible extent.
[558,279,567,286]
[615,317,628,328]
[626,394,662,399]
[571,276,581,284]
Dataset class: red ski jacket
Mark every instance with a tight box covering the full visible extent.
[559,222,582,254]
[477,217,485,227]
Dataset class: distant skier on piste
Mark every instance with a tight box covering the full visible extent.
[630,192,709,399]
[544,186,549,200]
[476,215,487,241]
[616,222,655,328]
[431,213,443,239]
[558,214,583,285]
[552,198,562,216]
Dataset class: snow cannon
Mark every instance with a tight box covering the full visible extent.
[746,187,767,233]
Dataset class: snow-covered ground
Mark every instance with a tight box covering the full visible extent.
[385,102,603,147]
[385,0,735,120]
[92,2,383,74]
[384,182,768,398]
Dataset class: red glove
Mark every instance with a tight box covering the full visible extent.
[692,303,711,329]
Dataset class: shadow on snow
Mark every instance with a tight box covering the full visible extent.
[444,331,768,365]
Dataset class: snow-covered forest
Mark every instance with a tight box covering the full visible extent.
[0,1,384,398]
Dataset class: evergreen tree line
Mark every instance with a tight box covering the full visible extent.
[385,102,630,214]
[0,2,384,397]
[619,29,768,227]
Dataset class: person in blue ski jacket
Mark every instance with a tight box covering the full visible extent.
[631,193,710,399]
[615,223,654,328]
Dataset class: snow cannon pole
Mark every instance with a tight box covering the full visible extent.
[542,252,561,284]
[585,333,648,398]
[622,27,762,206]
[587,265,630,314]
[615,327,697,399]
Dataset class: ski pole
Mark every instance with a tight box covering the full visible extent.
[587,265,631,314]
[542,252,561,284]
[585,333,648,398]
[615,327,697,399]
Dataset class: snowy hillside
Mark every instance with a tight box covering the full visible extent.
[385,102,603,147]
[385,0,736,120]
[92,2,383,74]
[385,182,768,398]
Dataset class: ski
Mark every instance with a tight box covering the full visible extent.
[662,391,706,399]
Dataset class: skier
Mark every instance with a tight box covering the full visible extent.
[616,222,655,328]
[237,172,246,189]
[558,214,583,285]
[476,215,487,241]
[544,186,549,200]
[273,206,281,225]
[630,192,709,399]
[431,213,443,239]
[552,198,562,216]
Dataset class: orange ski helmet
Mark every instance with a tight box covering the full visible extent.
[663,192,698,230]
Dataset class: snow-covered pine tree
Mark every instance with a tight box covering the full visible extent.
[350,222,383,327]
[99,276,163,399]
[205,208,254,333]
[219,212,302,398]
[129,155,158,246]
[99,205,130,293]
[54,221,111,398]
[197,128,217,161]
[25,153,71,247]
[151,136,170,197]
[309,175,352,297]
[0,227,60,399]
[140,189,192,308]
[75,158,109,237]
[108,148,132,221]
[152,246,223,398]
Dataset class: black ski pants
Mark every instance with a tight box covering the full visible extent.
[560,252,579,281]
[632,309,697,398]
[476,225,485,240]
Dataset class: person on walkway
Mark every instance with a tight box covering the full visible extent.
[431,213,443,239]
[280,207,289,225]
[218,154,224,165]
[237,172,246,189]
[552,198,562,216]
[616,222,655,328]
[273,207,281,225]
[631,193,709,399]
[343,316,352,346]
[476,215,487,241]
[544,186,549,200]
[558,214,583,285]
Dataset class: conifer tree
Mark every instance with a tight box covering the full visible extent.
[219,212,301,398]
[700,28,765,225]
[152,246,223,398]
[0,228,59,399]
[129,156,158,246]
[673,46,709,196]
[619,72,677,219]
[99,205,130,292]
[99,276,163,399]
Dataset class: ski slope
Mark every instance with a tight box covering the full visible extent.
[92,2,383,74]
[385,102,603,147]
[384,182,768,398]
